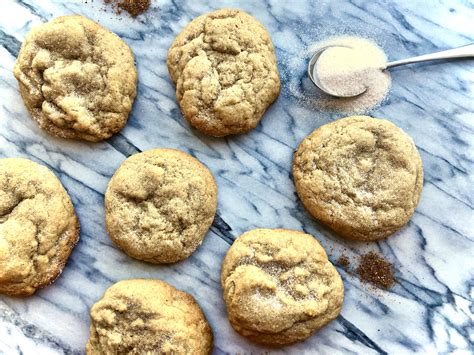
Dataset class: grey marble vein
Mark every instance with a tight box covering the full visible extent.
[0,0,473,354]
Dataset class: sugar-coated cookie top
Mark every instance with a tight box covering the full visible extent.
[105,148,217,264]
[167,9,280,136]
[14,15,137,141]
[87,279,213,354]
[293,115,423,241]
[0,158,78,296]
[221,228,344,345]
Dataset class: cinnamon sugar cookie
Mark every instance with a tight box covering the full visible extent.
[293,116,423,241]
[14,15,137,142]
[87,279,213,354]
[105,149,217,263]
[167,9,280,136]
[221,228,344,346]
[0,158,79,296]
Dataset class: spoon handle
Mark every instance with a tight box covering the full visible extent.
[385,43,474,69]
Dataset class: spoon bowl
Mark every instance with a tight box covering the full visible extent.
[307,45,367,98]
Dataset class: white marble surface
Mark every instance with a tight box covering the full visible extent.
[0,0,473,354]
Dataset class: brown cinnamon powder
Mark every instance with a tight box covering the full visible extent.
[338,255,350,268]
[356,252,395,289]
[104,0,150,17]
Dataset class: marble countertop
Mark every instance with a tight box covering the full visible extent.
[0,0,473,354]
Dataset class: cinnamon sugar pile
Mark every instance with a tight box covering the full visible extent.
[337,252,395,289]
[356,252,395,289]
[104,0,150,17]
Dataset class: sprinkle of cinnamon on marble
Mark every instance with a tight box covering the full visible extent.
[356,252,395,289]
[104,0,150,17]
[338,255,350,269]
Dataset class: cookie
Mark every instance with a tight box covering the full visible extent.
[293,116,423,241]
[14,15,137,142]
[221,228,344,346]
[0,158,79,296]
[167,9,280,137]
[105,148,217,264]
[86,279,213,354]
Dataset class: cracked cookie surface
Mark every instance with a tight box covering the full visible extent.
[87,279,213,354]
[167,9,280,137]
[221,229,344,346]
[105,148,217,264]
[293,116,423,241]
[0,158,79,296]
[14,15,137,142]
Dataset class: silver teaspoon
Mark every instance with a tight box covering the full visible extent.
[308,43,474,98]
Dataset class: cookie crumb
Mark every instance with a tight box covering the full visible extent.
[356,252,395,289]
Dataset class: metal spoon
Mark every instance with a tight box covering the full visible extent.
[308,43,474,98]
